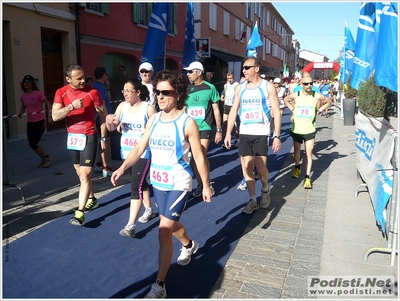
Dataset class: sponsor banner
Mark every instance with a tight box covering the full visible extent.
[355,112,397,233]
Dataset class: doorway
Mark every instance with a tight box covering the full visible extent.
[41,29,65,130]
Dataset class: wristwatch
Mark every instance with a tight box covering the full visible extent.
[216,128,223,133]
[101,137,107,142]
[273,135,281,140]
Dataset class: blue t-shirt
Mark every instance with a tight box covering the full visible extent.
[318,83,330,96]
[92,81,112,123]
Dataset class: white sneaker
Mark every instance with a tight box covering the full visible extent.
[260,189,271,208]
[177,240,199,266]
[210,182,215,196]
[242,199,260,214]
[138,207,156,223]
[145,282,166,298]
[102,169,113,177]
[237,178,247,190]
[119,223,135,237]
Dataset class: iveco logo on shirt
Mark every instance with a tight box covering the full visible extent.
[242,98,261,104]
[121,123,142,131]
[150,138,175,147]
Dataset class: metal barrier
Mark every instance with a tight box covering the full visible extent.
[362,137,398,266]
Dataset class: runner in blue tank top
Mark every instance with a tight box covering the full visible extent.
[111,70,212,299]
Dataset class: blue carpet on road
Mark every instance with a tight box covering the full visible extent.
[3,111,293,298]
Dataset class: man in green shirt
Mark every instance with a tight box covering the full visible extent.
[184,61,222,197]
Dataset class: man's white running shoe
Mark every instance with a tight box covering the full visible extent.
[242,199,260,214]
[177,240,199,266]
[144,283,166,298]
[260,189,271,208]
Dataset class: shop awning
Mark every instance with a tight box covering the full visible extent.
[211,50,243,62]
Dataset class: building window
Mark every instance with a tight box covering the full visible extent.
[223,11,230,35]
[246,3,253,21]
[255,3,260,16]
[265,38,271,54]
[80,3,109,15]
[133,3,153,26]
[209,3,217,31]
[260,5,265,29]
[266,10,270,27]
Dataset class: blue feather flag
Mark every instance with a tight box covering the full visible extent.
[183,2,196,69]
[375,2,398,92]
[140,3,170,77]
[343,22,356,83]
[350,2,383,90]
[246,21,263,57]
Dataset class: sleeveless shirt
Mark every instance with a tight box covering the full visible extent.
[149,112,193,191]
[119,102,150,159]
[238,79,272,136]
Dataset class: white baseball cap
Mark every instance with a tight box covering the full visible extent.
[138,62,154,72]
[273,78,281,84]
[183,61,204,71]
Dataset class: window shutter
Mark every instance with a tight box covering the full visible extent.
[173,4,178,35]
[147,3,153,26]
[100,3,109,14]
[132,3,137,23]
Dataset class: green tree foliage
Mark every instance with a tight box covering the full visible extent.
[357,73,387,118]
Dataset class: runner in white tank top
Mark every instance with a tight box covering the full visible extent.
[106,78,157,238]
[111,71,212,298]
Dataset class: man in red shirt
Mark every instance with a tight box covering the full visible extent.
[52,64,107,226]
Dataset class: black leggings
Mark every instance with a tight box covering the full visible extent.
[27,120,45,151]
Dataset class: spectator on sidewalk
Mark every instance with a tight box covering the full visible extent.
[184,61,222,197]
[18,75,53,168]
[111,70,212,298]
[92,67,113,177]
[224,57,282,214]
[284,73,331,189]
[52,64,108,226]
[106,78,157,237]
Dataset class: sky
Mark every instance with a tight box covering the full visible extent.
[273,1,361,61]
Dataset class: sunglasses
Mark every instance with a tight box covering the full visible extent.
[302,82,313,86]
[140,69,151,74]
[154,89,174,96]
[187,69,200,74]
[242,65,255,70]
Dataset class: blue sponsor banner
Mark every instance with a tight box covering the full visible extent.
[355,112,397,233]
